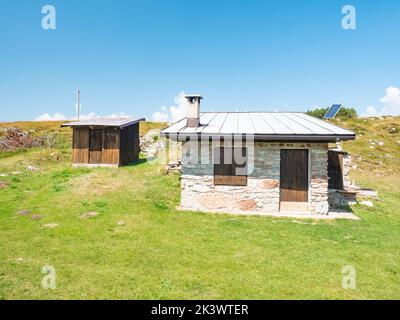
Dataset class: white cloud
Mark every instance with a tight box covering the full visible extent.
[34,112,132,121]
[362,106,379,118]
[152,91,188,122]
[362,86,400,117]
[79,112,132,120]
[152,109,170,122]
[34,113,68,121]
[379,86,400,116]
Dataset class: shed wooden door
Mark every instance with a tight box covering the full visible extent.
[103,128,119,165]
[89,129,103,164]
[280,149,309,202]
[72,127,89,164]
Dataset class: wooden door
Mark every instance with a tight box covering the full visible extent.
[280,149,309,202]
[103,128,119,165]
[72,127,89,164]
[89,129,103,164]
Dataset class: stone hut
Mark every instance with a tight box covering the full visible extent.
[161,95,356,216]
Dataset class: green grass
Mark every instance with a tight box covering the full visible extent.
[0,119,399,299]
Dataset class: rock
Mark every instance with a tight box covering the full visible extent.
[26,165,38,172]
[81,211,99,219]
[237,199,257,211]
[359,200,374,207]
[164,161,182,173]
[0,173,8,177]
[31,214,42,221]
[17,210,31,216]
[0,181,8,189]
[140,129,167,159]
[117,220,126,226]
[262,179,279,189]
[378,141,384,146]
[43,223,59,229]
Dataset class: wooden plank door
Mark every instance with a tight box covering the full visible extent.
[103,128,119,165]
[280,149,309,202]
[72,127,89,164]
[89,129,103,164]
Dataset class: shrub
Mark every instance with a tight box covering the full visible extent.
[306,107,357,120]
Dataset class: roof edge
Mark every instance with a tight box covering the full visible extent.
[160,132,356,142]
[61,118,146,128]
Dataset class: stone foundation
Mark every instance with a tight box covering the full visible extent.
[180,141,330,215]
[328,189,357,208]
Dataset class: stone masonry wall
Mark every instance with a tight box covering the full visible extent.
[180,141,329,215]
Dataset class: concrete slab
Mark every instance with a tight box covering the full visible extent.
[178,206,360,220]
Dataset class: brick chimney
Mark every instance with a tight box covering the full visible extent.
[185,94,203,127]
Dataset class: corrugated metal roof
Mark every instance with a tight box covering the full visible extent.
[61,117,145,128]
[161,112,355,141]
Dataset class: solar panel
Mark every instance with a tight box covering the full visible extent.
[324,104,342,119]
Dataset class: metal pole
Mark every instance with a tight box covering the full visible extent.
[77,89,80,121]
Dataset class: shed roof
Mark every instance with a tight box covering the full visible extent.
[61,117,145,129]
[161,112,355,141]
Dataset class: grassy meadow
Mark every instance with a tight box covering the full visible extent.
[0,118,399,299]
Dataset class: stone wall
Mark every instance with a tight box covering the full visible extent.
[180,141,330,215]
[309,145,330,214]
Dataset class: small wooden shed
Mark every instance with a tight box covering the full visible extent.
[61,117,145,167]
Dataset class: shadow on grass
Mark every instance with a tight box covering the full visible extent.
[124,158,148,167]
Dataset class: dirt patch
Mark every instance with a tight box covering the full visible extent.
[43,223,59,229]
[81,212,99,219]
[70,172,125,197]
[0,181,8,189]
[117,220,126,226]
[17,210,31,216]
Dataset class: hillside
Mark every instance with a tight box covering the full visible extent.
[0,117,399,299]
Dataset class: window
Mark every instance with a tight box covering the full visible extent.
[214,147,248,186]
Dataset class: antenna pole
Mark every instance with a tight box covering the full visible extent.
[77,89,81,121]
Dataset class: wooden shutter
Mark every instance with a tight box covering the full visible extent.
[214,147,248,186]
[214,147,232,185]
[328,151,344,190]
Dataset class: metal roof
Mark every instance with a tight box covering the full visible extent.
[161,112,355,141]
[61,117,145,128]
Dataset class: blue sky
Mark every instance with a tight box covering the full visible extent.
[0,0,399,122]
